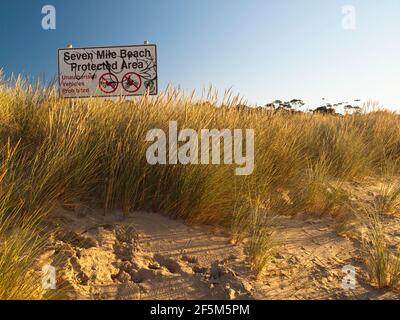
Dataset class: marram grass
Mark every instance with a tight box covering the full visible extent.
[1,75,400,298]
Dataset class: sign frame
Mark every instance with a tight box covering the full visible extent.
[57,44,158,98]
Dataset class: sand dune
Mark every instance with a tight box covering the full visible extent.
[39,207,399,300]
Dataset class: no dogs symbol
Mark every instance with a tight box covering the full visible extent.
[122,72,142,93]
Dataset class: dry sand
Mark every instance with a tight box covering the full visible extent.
[39,205,399,300]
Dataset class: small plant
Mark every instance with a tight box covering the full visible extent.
[355,202,400,289]
[375,179,400,215]
[231,200,251,245]
[247,198,278,278]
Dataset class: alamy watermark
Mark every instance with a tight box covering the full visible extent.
[41,5,56,30]
[145,121,255,176]
[342,5,356,30]
[42,264,57,290]
[341,264,357,290]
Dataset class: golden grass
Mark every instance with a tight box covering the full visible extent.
[354,202,400,289]
[1,74,400,297]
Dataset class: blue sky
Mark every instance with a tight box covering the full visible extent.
[1,0,399,109]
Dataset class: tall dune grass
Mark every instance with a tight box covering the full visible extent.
[351,200,400,289]
[1,75,400,297]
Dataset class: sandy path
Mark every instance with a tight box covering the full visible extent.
[253,216,383,299]
[41,208,398,300]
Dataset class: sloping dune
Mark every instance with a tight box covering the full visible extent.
[39,208,398,300]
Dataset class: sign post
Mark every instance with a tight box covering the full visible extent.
[58,44,157,98]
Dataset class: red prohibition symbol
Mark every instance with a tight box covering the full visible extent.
[99,73,118,93]
[122,72,142,93]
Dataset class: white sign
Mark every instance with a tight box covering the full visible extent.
[58,44,157,98]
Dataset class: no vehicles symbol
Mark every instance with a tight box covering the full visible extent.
[98,72,142,94]
[99,73,118,93]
